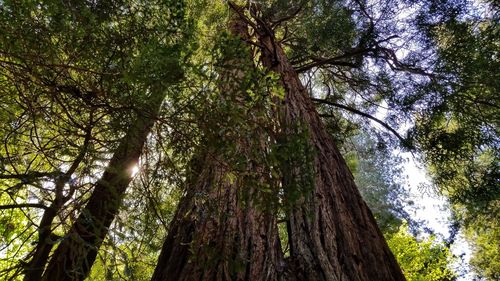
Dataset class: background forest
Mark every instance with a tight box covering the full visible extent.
[0,0,498,280]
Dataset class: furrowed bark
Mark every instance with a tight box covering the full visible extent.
[151,11,283,281]
[151,149,283,281]
[39,88,167,281]
[252,17,406,281]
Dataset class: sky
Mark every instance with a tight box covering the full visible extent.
[370,101,475,280]
[401,154,475,280]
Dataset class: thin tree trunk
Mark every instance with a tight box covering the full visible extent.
[253,17,406,281]
[24,125,92,281]
[151,11,283,281]
[39,89,167,281]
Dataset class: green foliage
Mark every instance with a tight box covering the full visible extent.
[463,207,500,280]
[387,223,456,281]
[88,178,181,281]
[0,0,497,279]
[259,0,358,62]
[0,193,34,279]
[409,1,499,212]
[0,0,188,279]
[272,122,315,209]
[342,132,460,279]
[409,5,499,278]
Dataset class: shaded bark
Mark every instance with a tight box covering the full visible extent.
[151,11,283,281]
[151,149,283,281]
[252,16,406,281]
[39,89,167,281]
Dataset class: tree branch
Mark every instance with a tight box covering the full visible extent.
[0,203,49,210]
[0,171,58,180]
[372,47,435,78]
[311,97,406,143]
[270,1,306,28]
[294,48,370,73]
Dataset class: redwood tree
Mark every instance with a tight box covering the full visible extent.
[152,2,405,280]
[2,0,497,280]
[39,87,173,281]
[253,14,405,281]
[151,10,283,280]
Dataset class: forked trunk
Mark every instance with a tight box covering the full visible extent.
[254,18,406,281]
[40,88,167,281]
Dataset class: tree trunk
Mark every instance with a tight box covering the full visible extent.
[24,125,92,281]
[253,18,406,281]
[151,148,283,281]
[151,11,284,281]
[39,89,167,281]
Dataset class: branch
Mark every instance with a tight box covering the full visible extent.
[0,203,49,210]
[228,1,259,32]
[311,98,406,143]
[270,1,306,28]
[374,47,435,78]
[0,171,58,180]
[294,35,400,73]
[295,48,370,73]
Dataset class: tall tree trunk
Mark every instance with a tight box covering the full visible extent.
[39,88,167,281]
[151,12,283,281]
[252,16,406,281]
[151,148,283,281]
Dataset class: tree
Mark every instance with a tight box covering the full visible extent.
[346,133,411,234]
[1,0,497,280]
[0,0,187,280]
[410,1,499,279]
[345,133,456,280]
[37,3,186,280]
[151,3,492,279]
[151,7,284,280]
[39,83,172,281]
[155,1,406,279]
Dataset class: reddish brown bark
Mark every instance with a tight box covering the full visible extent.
[151,148,283,281]
[151,11,284,281]
[153,4,404,280]
[253,18,406,281]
